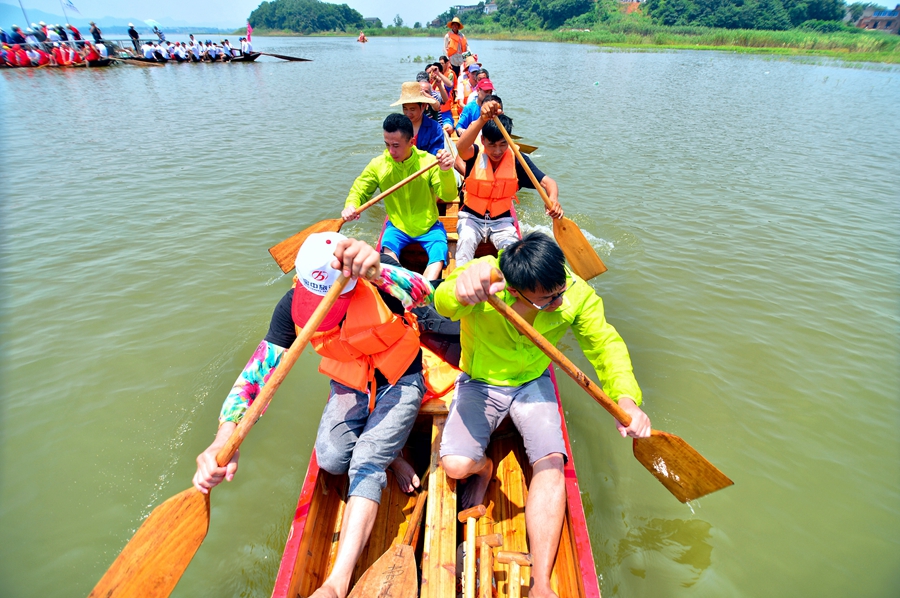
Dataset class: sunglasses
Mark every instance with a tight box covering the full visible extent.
[513,285,568,311]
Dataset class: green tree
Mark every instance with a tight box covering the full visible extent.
[414,21,422,28]
[541,0,595,28]
[394,14,405,27]
[249,0,366,33]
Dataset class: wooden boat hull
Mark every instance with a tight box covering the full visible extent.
[231,52,261,62]
[272,203,601,597]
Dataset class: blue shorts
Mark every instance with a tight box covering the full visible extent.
[381,220,448,266]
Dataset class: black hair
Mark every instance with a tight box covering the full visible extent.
[481,113,512,144]
[483,94,502,108]
[500,233,567,293]
[416,71,429,82]
[439,55,449,63]
[383,113,414,141]
[478,67,489,78]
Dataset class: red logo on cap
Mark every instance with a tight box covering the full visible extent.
[311,270,328,281]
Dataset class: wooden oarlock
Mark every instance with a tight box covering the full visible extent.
[476,533,502,598]
[457,505,487,598]
[495,551,533,598]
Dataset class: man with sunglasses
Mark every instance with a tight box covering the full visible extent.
[434,232,651,598]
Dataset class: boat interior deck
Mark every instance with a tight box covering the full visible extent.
[272,199,600,598]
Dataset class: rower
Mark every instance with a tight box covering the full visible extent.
[435,232,650,598]
[222,39,237,58]
[83,41,101,62]
[392,82,445,158]
[189,39,201,62]
[240,36,252,55]
[141,41,154,60]
[65,24,81,41]
[456,77,496,137]
[193,235,432,598]
[343,114,457,281]
[453,101,562,266]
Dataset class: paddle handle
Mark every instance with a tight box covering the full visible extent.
[354,161,439,215]
[486,271,633,428]
[400,465,432,546]
[215,275,351,466]
[492,116,553,211]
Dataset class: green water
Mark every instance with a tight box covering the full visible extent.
[1,38,898,597]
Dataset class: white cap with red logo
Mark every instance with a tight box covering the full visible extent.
[292,232,357,331]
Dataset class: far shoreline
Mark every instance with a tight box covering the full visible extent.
[246,27,900,66]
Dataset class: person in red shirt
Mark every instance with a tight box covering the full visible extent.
[83,41,100,62]
[33,45,51,65]
[8,44,28,66]
[66,24,82,41]
[51,42,68,65]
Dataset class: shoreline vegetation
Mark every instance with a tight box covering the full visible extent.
[247,25,899,64]
[244,0,898,64]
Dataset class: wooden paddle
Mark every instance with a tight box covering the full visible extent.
[491,116,607,280]
[486,270,733,503]
[89,274,354,598]
[269,161,439,273]
[259,51,311,62]
[346,467,431,598]
[110,56,164,67]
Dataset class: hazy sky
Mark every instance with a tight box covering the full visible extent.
[21,0,455,28]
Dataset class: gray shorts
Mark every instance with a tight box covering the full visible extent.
[439,369,567,465]
[315,372,425,503]
[455,211,520,267]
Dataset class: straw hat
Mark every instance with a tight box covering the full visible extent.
[391,81,438,108]
[447,17,464,29]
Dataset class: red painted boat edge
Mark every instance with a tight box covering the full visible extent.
[551,365,602,598]
[271,450,322,597]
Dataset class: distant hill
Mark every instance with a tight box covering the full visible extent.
[0,2,230,33]
[249,0,366,34]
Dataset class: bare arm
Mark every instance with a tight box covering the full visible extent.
[538,175,563,219]
[456,100,502,161]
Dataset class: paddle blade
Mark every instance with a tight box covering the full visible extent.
[552,217,608,280]
[268,219,344,273]
[89,488,210,598]
[633,431,734,503]
[516,142,538,154]
[347,545,418,598]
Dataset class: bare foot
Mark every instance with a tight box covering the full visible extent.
[308,583,341,598]
[460,457,492,509]
[528,584,560,598]
[390,455,420,494]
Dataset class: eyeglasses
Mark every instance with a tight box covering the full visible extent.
[513,285,568,311]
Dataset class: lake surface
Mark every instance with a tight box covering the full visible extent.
[1,36,898,597]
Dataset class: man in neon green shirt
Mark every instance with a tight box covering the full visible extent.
[434,232,652,598]
[342,113,456,280]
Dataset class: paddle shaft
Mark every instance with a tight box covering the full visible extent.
[485,292,632,427]
[268,161,438,272]
[492,116,553,211]
[259,51,311,61]
[216,275,352,465]
[356,160,439,215]
[490,115,607,280]
[400,484,428,545]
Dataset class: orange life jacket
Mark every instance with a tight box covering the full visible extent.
[446,31,467,57]
[463,146,519,216]
[303,279,420,411]
[438,71,455,113]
